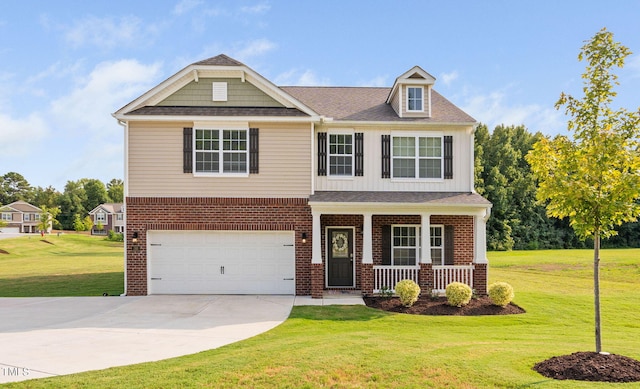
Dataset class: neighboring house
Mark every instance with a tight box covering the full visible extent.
[88,203,125,235]
[0,200,46,233]
[113,54,492,297]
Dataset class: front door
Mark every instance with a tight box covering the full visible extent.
[327,228,354,287]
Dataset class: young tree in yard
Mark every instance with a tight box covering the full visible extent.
[38,205,61,233]
[527,28,640,353]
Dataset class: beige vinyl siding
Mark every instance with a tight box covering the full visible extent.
[128,121,311,197]
[315,125,474,192]
[158,78,284,107]
[390,89,401,116]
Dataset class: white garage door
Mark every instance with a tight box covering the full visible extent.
[0,227,19,234]
[147,230,295,295]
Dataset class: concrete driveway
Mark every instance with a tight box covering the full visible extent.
[0,295,294,383]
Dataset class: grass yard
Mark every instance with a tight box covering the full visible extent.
[3,249,640,388]
[0,233,124,296]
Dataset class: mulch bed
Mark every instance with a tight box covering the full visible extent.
[534,352,640,382]
[363,295,525,316]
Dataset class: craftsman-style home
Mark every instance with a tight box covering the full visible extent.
[113,54,491,297]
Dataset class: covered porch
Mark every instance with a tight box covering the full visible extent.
[308,191,491,298]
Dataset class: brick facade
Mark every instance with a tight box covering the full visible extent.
[125,198,485,297]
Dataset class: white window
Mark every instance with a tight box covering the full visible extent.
[1,213,11,221]
[23,214,30,221]
[430,225,444,265]
[96,213,106,223]
[328,133,353,176]
[116,214,124,221]
[392,226,420,266]
[34,214,40,221]
[195,129,248,175]
[407,87,424,112]
[392,135,442,179]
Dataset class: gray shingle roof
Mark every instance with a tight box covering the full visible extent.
[194,54,245,67]
[282,87,476,123]
[125,106,310,117]
[309,191,491,205]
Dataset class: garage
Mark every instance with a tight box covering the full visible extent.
[147,230,296,295]
[0,227,20,234]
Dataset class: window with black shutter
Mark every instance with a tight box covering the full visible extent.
[444,225,455,265]
[381,225,392,265]
[183,127,193,173]
[444,135,453,179]
[249,128,259,174]
[317,132,327,176]
[381,135,391,178]
[355,132,364,176]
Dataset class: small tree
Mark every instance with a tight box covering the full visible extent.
[527,28,640,353]
[38,205,60,233]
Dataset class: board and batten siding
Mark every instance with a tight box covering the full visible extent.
[157,78,284,107]
[128,121,312,197]
[315,126,474,192]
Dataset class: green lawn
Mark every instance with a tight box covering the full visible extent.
[3,249,640,388]
[0,233,124,296]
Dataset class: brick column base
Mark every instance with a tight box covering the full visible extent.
[361,264,373,296]
[419,263,434,295]
[311,263,324,298]
[474,263,488,295]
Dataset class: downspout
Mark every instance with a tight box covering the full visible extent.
[116,118,128,297]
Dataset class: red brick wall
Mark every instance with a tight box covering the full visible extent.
[125,197,312,296]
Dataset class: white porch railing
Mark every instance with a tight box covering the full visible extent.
[433,265,474,294]
[373,266,420,293]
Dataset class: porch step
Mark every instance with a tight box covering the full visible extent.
[323,290,363,299]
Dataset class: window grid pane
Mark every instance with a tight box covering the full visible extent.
[223,153,247,173]
[407,87,423,111]
[328,134,353,176]
[392,226,418,266]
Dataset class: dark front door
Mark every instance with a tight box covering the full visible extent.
[327,228,354,287]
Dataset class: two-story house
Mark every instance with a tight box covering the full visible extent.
[88,203,125,235]
[113,54,491,297]
[0,200,45,233]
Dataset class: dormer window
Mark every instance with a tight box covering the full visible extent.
[407,87,424,112]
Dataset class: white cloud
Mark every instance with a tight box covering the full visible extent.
[50,59,163,133]
[64,15,152,50]
[232,38,277,62]
[273,68,332,86]
[441,71,459,86]
[626,54,640,77]
[358,75,388,87]
[173,0,203,15]
[459,87,566,135]
[240,3,271,14]
[0,112,49,157]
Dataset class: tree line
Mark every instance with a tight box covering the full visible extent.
[0,172,123,231]
[475,124,640,250]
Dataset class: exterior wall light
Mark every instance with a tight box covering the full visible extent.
[132,231,139,244]
[301,232,308,244]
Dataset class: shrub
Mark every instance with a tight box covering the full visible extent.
[488,282,514,307]
[106,230,124,242]
[395,280,421,307]
[445,282,472,307]
[379,286,394,298]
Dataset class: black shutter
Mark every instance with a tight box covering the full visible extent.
[355,132,364,176]
[381,135,391,179]
[444,225,455,265]
[318,132,327,176]
[381,225,392,265]
[444,135,453,179]
[183,127,193,173]
[249,128,259,174]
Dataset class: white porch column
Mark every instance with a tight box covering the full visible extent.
[474,209,490,264]
[362,212,373,264]
[420,213,431,264]
[312,211,322,264]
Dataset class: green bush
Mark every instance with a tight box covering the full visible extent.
[445,282,472,307]
[488,282,514,307]
[395,280,421,307]
[106,230,124,242]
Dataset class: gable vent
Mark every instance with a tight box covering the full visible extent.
[212,82,228,102]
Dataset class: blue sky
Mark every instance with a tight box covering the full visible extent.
[1,1,640,191]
